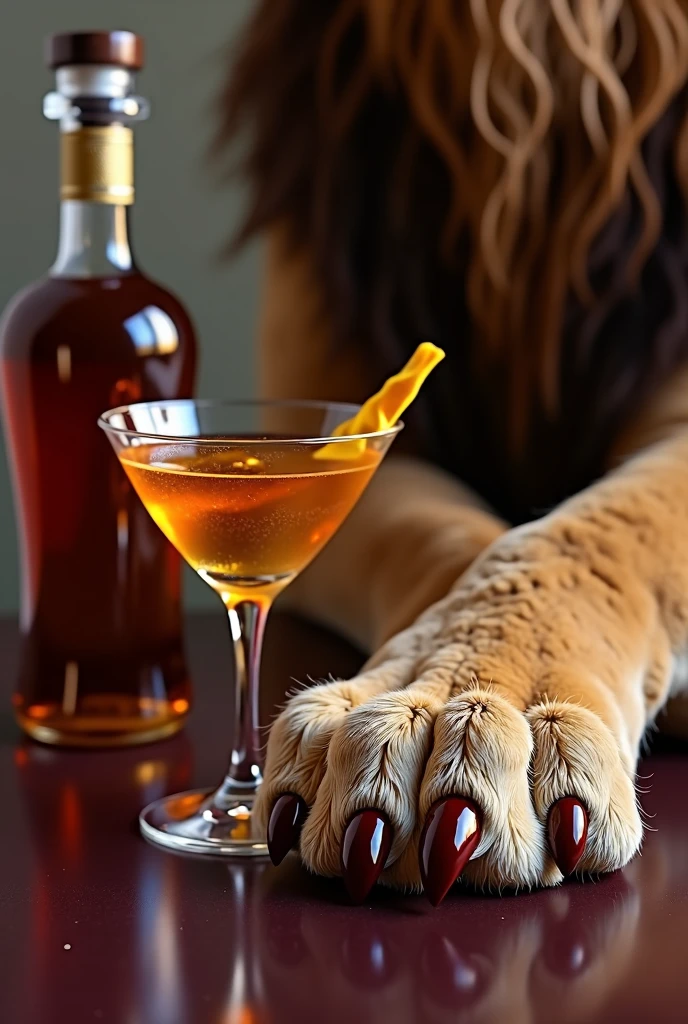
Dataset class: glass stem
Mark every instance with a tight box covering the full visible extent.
[218,594,270,799]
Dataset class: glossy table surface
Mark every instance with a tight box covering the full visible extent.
[2,613,688,1024]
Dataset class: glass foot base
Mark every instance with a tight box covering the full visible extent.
[140,787,269,858]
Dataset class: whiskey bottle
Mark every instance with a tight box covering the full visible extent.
[0,31,197,745]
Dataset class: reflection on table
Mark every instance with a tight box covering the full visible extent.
[3,613,688,1024]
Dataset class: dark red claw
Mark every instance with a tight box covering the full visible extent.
[548,797,588,877]
[341,810,393,904]
[267,793,309,866]
[419,797,481,907]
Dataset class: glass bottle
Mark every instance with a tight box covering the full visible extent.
[0,31,197,746]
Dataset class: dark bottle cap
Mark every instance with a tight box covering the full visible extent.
[46,31,144,71]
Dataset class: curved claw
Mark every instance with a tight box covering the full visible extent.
[548,797,588,876]
[341,810,393,904]
[419,797,481,907]
[267,793,309,866]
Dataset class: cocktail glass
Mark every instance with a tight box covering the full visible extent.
[99,399,401,856]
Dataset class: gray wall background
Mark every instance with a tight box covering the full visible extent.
[0,0,260,613]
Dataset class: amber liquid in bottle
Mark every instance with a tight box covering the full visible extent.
[0,58,197,746]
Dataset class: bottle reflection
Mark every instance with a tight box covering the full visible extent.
[15,734,191,1024]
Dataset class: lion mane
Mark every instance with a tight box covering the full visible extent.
[216,0,688,521]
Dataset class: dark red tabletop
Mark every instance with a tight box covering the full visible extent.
[1,612,688,1024]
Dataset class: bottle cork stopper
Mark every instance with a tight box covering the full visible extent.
[46,31,144,71]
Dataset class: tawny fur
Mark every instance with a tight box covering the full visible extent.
[251,233,688,895]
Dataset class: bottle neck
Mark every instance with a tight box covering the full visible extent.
[51,200,136,278]
[43,62,148,279]
[51,116,137,278]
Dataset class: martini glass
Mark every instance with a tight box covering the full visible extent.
[99,399,401,856]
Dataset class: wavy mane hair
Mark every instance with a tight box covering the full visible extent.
[217,0,688,521]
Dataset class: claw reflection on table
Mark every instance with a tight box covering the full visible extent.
[1,613,688,1024]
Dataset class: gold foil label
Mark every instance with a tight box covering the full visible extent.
[61,126,134,205]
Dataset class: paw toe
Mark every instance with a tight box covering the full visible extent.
[528,701,642,877]
[419,688,549,892]
[300,687,442,883]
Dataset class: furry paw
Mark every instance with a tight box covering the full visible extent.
[256,524,658,902]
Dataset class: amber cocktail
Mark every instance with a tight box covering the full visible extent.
[120,441,381,590]
[99,399,400,856]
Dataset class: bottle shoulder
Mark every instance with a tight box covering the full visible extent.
[0,273,197,360]
[1,276,62,333]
